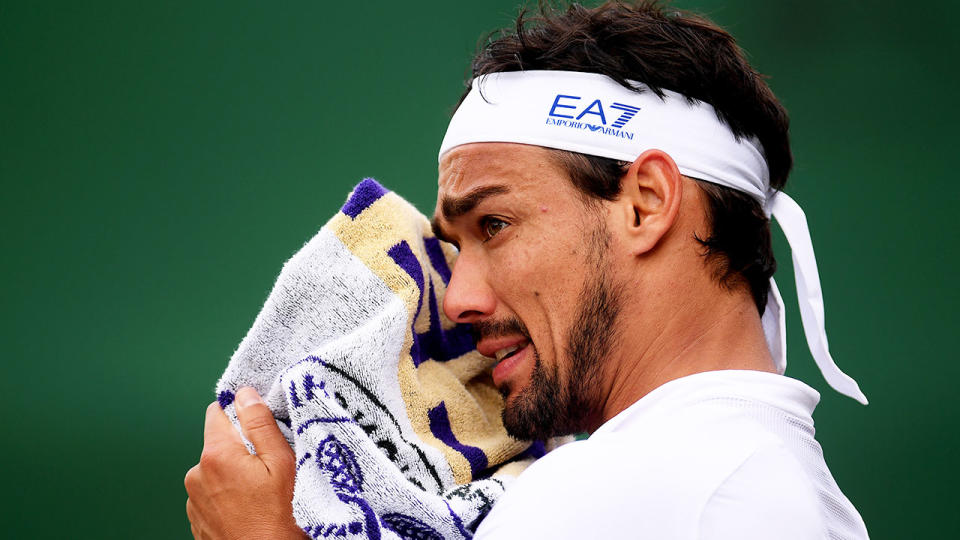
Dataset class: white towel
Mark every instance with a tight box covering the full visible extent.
[215,179,542,539]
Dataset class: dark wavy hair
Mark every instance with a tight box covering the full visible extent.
[461,1,792,313]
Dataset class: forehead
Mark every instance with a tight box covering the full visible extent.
[436,143,571,213]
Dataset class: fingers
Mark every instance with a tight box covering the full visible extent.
[234,387,294,469]
[203,401,244,453]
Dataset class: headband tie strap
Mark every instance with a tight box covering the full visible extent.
[439,70,867,404]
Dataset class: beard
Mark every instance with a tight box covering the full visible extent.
[474,226,624,441]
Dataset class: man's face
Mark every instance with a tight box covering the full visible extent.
[433,143,625,440]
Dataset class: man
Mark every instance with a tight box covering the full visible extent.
[186,2,868,538]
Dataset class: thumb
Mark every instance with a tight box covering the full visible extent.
[234,387,293,469]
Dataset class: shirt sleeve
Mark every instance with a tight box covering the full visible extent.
[699,443,827,540]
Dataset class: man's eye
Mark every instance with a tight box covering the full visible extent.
[481,217,509,241]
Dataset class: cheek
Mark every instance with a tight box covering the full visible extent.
[495,232,554,293]
[495,231,585,319]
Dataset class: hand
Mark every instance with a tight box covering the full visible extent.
[185,387,305,539]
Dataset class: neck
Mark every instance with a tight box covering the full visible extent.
[595,274,775,430]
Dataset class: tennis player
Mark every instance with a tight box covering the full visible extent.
[186,3,869,538]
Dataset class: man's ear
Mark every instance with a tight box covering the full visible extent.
[615,149,683,255]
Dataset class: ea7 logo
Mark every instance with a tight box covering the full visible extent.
[548,94,641,128]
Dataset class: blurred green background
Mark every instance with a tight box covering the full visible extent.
[1,1,956,537]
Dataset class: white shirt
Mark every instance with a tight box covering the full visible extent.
[475,370,869,539]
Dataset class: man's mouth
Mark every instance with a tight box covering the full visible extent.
[490,340,531,388]
[473,318,534,386]
[494,340,529,362]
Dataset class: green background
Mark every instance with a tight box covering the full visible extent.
[2,1,955,537]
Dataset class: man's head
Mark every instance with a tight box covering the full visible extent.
[433,1,795,439]
[434,142,722,440]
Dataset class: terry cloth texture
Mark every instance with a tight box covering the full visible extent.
[215,179,540,539]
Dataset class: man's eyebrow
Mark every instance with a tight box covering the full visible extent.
[440,185,511,220]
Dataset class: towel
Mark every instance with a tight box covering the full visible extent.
[215,179,542,539]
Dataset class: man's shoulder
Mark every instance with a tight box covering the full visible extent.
[475,432,783,539]
[698,441,828,539]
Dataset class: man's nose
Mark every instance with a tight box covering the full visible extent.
[442,250,496,324]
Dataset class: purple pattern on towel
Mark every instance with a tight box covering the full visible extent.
[304,373,327,400]
[382,513,444,540]
[444,499,473,539]
[297,452,313,470]
[303,521,364,538]
[423,236,452,285]
[336,492,381,540]
[289,379,303,408]
[390,241,474,366]
[341,178,388,219]
[412,277,475,366]
[217,390,235,408]
[317,434,364,493]
[388,240,425,315]
[427,402,488,478]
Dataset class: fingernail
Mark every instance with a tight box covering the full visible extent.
[236,387,262,409]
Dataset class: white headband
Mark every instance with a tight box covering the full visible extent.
[439,70,867,405]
